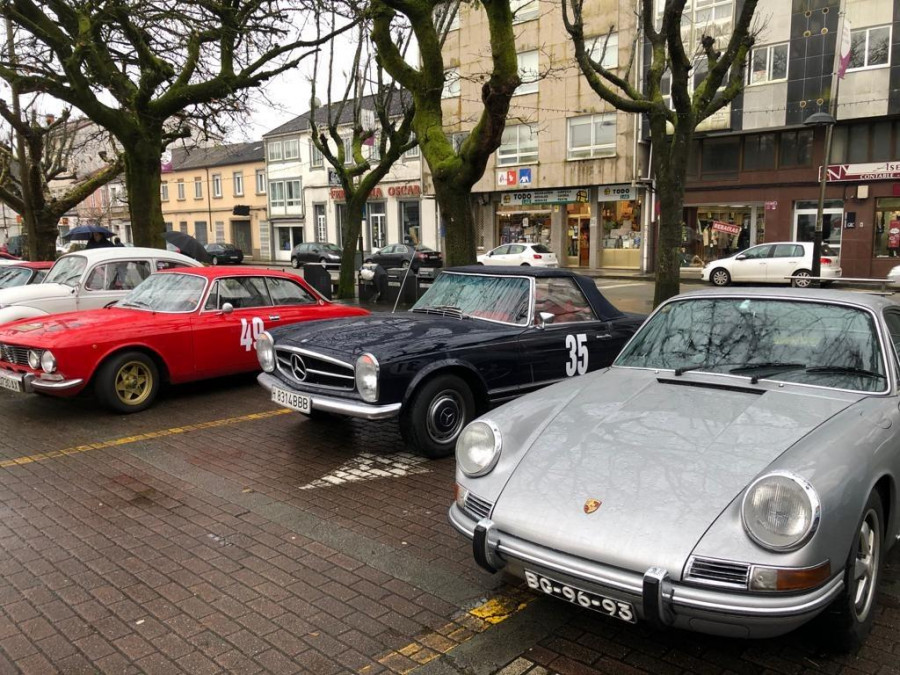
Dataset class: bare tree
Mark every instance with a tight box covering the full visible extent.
[0,0,357,248]
[308,12,416,298]
[370,0,520,267]
[563,0,757,305]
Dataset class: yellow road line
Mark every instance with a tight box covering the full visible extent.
[0,408,292,469]
[366,587,534,674]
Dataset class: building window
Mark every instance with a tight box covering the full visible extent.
[874,198,900,257]
[498,124,539,166]
[433,2,460,31]
[443,68,460,98]
[742,133,776,171]
[194,178,203,199]
[515,51,539,95]
[747,43,788,85]
[567,113,616,160]
[268,140,283,161]
[587,33,618,69]
[286,180,302,207]
[848,26,890,71]
[779,129,813,167]
[343,137,354,165]
[269,181,285,208]
[701,137,740,178]
[233,172,244,197]
[283,139,299,160]
[176,180,185,200]
[511,0,539,23]
[368,134,381,161]
[314,204,327,242]
[160,183,169,201]
[405,133,420,159]
[310,141,324,168]
[212,173,222,198]
[255,169,266,194]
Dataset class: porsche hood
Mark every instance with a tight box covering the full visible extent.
[489,369,859,577]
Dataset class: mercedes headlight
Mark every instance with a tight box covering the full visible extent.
[355,353,379,402]
[256,331,275,373]
[457,420,502,477]
[27,349,41,370]
[742,472,820,551]
[40,350,57,374]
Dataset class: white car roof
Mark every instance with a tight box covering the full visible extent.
[57,247,202,266]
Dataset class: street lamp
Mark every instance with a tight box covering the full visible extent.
[803,111,837,286]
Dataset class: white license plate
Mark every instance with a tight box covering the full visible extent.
[0,371,24,393]
[271,386,311,414]
[524,570,636,623]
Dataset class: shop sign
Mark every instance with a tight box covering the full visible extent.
[712,220,741,235]
[821,162,900,182]
[764,200,777,210]
[328,169,341,186]
[387,184,421,196]
[500,188,589,206]
[498,168,535,186]
[599,183,637,201]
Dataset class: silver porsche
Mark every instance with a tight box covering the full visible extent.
[450,287,900,649]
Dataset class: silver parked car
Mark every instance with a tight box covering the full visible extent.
[451,286,899,649]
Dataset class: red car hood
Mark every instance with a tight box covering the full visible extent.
[0,308,158,346]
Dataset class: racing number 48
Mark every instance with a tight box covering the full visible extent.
[566,333,588,376]
[240,317,265,351]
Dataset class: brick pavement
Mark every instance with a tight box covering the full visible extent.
[0,377,898,674]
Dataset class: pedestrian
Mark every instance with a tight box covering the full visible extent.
[112,236,125,247]
[85,232,114,249]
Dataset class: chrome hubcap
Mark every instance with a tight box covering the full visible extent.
[852,510,880,620]
[426,390,464,443]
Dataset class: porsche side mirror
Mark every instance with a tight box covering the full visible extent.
[539,311,555,328]
[219,302,234,315]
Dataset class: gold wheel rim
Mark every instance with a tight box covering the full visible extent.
[114,361,153,406]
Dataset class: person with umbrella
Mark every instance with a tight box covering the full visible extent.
[86,231,114,249]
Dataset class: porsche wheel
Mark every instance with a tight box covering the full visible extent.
[822,490,883,651]
[95,351,160,414]
[792,269,812,287]
[402,374,474,459]
[710,268,730,286]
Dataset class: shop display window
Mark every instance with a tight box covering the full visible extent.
[600,200,640,249]
[874,198,900,258]
[497,211,551,247]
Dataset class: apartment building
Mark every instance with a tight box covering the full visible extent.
[160,143,267,258]
[262,99,432,264]
[444,0,651,270]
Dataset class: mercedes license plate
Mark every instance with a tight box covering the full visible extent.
[271,386,311,414]
[0,371,24,393]
[524,570,636,623]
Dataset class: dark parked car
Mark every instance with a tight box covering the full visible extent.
[290,242,342,268]
[256,266,645,458]
[205,242,243,265]
[366,243,442,271]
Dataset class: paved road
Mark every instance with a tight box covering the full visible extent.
[0,280,897,674]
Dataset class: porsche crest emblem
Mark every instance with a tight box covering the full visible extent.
[583,498,602,514]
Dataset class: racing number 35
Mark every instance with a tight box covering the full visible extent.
[240,317,265,351]
[566,333,588,377]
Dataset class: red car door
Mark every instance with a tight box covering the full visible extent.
[192,276,282,378]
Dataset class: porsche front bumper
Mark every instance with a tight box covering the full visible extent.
[449,504,844,639]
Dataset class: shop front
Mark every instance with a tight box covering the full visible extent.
[328,182,425,255]
[597,183,643,269]
[497,187,590,266]
[682,204,766,268]
[273,222,304,262]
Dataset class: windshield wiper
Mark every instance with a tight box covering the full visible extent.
[120,299,152,310]
[412,305,469,319]
[804,366,886,379]
[728,362,806,384]
[673,365,707,376]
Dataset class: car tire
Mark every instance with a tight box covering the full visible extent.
[211,256,219,266]
[94,351,160,414]
[291,257,300,269]
[791,269,812,288]
[402,374,475,459]
[820,490,884,651]
[520,262,530,266]
[710,268,731,286]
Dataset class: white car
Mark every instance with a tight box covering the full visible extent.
[0,247,201,324]
[701,241,841,287]
[477,243,559,267]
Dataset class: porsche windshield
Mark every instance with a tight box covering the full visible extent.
[45,256,87,286]
[119,273,207,312]
[412,273,530,325]
[615,297,888,393]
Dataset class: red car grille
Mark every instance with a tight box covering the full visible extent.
[0,343,29,367]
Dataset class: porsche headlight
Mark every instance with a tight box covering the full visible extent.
[256,331,275,373]
[27,349,41,369]
[40,350,57,374]
[457,420,502,477]
[742,472,820,551]
[355,353,379,402]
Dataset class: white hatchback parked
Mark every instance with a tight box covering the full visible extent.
[477,243,559,267]
[701,241,841,287]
